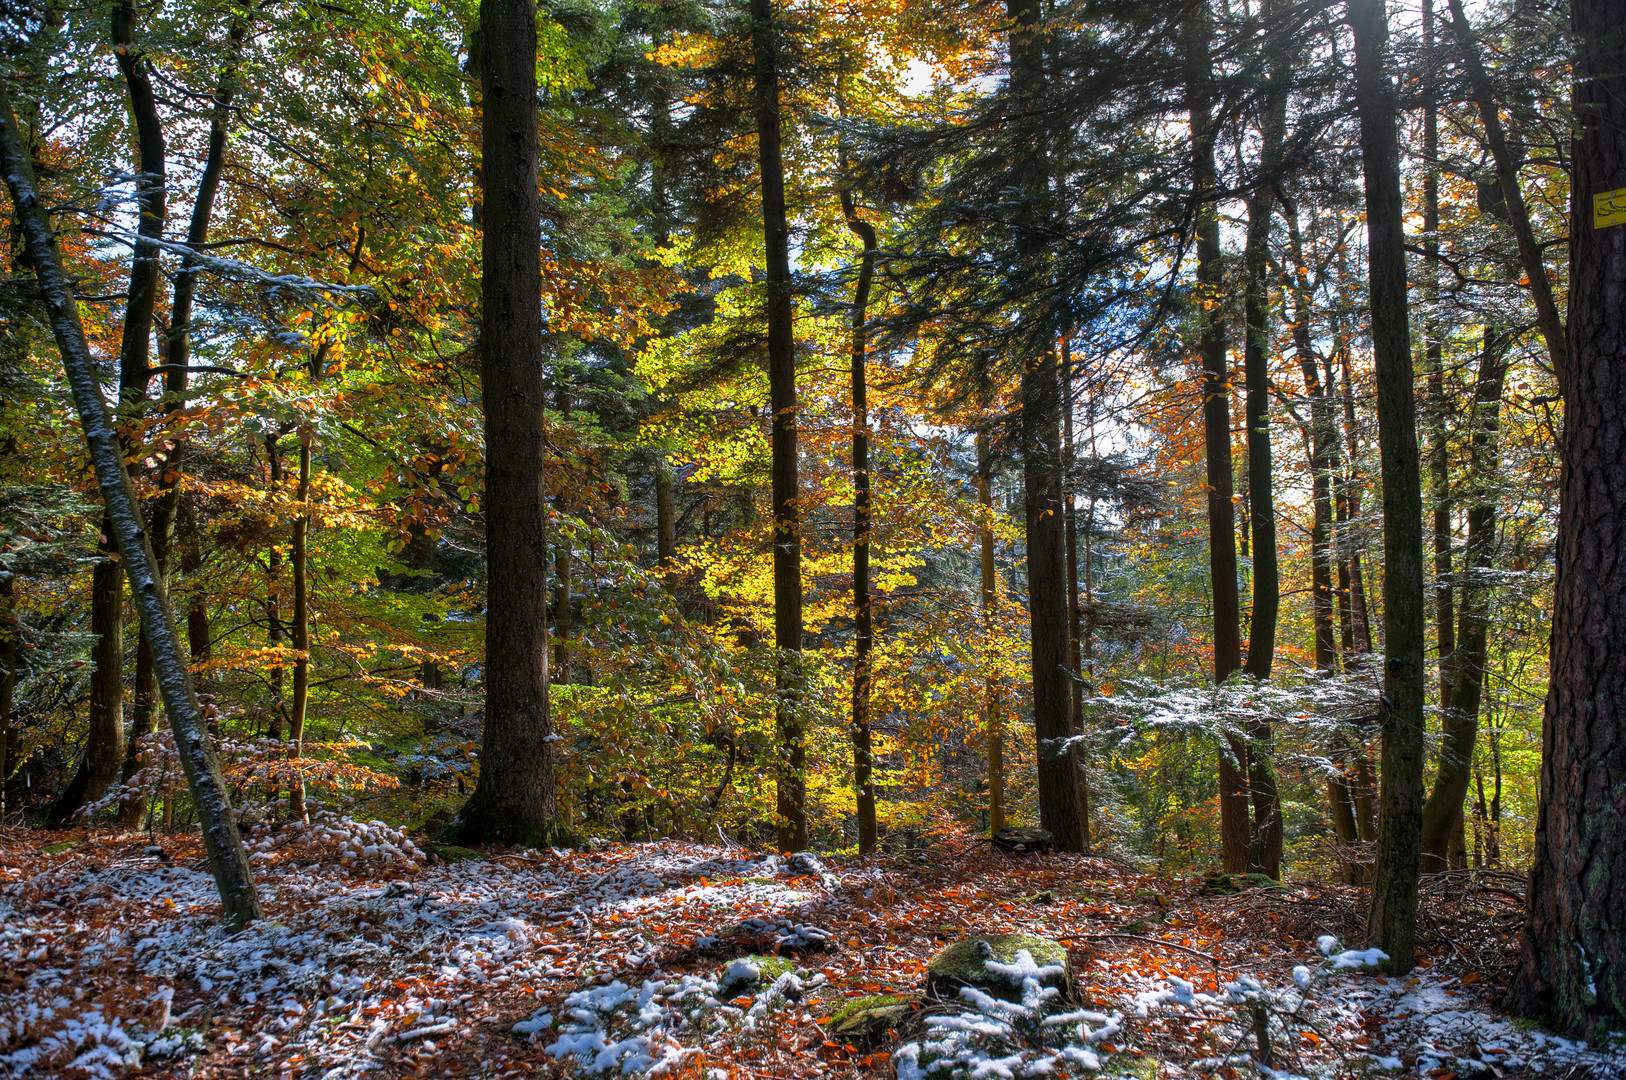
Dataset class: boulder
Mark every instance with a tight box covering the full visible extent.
[926,934,1071,1003]
[991,827,1052,855]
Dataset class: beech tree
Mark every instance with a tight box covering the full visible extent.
[1,79,262,927]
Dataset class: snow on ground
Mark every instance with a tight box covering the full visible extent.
[1,829,1622,1079]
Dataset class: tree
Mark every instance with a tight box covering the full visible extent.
[1183,4,1249,875]
[0,77,262,927]
[842,186,878,855]
[750,0,807,853]
[1504,0,1626,1036]
[444,0,560,846]
[1349,0,1427,974]
[1010,0,1085,852]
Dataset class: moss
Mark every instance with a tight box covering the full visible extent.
[927,934,1071,1003]
[1106,1054,1159,1079]
[421,843,486,863]
[718,954,796,996]
[827,994,918,1047]
[41,841,80,855]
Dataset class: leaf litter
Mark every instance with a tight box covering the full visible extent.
[1,826,1622,1078]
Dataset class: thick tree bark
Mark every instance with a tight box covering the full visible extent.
[1,80,261,924]
[1350,0,1428,975]
[978,425,1005,835]
[751,0,806,852]
[445,0,559,846]
[1506,0,1626,1034]
[1184,7,1249,874]
[842,189,878,855]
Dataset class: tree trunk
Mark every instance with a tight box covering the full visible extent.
[1422,0,1456,724]
[266,434,286,743]
[1241,30,1286,876]
[1506,0,1626,1034]
[288,434,311,821]
[1421,328,1508,870]
[553,376,572,684]
[978,425,1005,835]
[1350,0,1428,975]
[49,539,124,826]
[1,79,261,924]
[1184,7,1249,874]
[118,14,245,830]
[445,0,559,846]
[842,189,878,855]
[1008,0,1084,852]
[751,0,806,852]
[1061,339,1090,853]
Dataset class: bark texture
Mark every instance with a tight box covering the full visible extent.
[1505,0,1626,1035]
[751,0,806,852]
[1350,0,1427,974]
[445,0,560,846]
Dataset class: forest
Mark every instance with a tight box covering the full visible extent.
[1,0,1624,1074]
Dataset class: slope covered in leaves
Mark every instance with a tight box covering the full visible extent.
[0,829,1618,1079]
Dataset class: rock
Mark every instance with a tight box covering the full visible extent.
[926,934,1071,1003]
[826,994,919,1047]
[1021,890,1057,905]
[718,954,796,997]
[991,827,1052,855]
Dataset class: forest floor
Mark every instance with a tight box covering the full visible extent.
[1,821,1621,1080]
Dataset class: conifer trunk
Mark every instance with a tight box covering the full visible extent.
[1184,7,1249,874]
[1350,0,1428,974]
[842,190,878,855]
[1010,0,1084,851]
[1505,0,1626,1034]
[751,0,806,852]
[288,434,311,821]
[446,0,559,846]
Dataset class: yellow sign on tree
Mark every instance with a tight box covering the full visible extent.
[1594,187,1626,228]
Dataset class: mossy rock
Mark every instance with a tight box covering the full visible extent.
[1105,1054,1159,1079]
[926,934,1071,1003]
[1200,872,1285,895]
[1021,890,1058,905]
[827,994,918,1047]
[421,843,486,863]
[718,954,796,997]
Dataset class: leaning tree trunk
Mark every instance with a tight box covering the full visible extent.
[842,188,878,855]
[1184,6,1249,874]
[1350,0,1428,975]
[444,0,559,846]
[1505,0,1626,1035]
[751,0,806,852]
[1,79,261,925]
